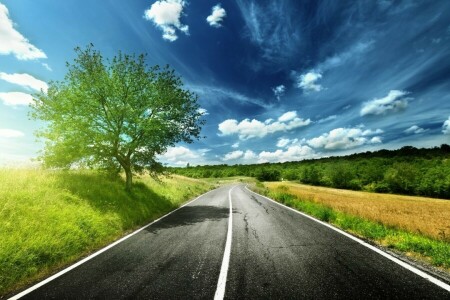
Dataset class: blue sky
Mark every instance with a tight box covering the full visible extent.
[0,0,449,167]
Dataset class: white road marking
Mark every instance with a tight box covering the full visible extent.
[9,188,218,300]
[244,185,450,292]
[214,186,236,300]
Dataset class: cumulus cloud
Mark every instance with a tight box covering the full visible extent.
[218,111,311,140]
[0,128,24,138]
[206,4,226,27]
[0,72,48,92]
[243,150,257,160]
[297,71,322,92]
[0,3,46,60]
[223,150,244,161]
[272,84,285,101]
[307,127,383,150]
[231,142,239,148]
[360,90,411,116]
[258,145,316,163]
[276,138,291,148]
[157,146,212,166]
[144,0,189,42]
[443,116,450,134]
[404,125,428,134]
[0,92,33,106]
[278,111,297,122]
[159,145,198,161]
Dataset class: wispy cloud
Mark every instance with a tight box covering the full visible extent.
[189,84,270,109]
[404,125,428,134]
[235,0,301,64]
[218,111,311,140]
[317,115,337,124]
[207,4,226,28]
[42,63,52,71]
[143,0,189,42]
[361,90,411,116]
[0,3,46,60]
[0,72,48,92]
[0,92,33,106]
[0,128,24,138]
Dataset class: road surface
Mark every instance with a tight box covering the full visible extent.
[11,185,449,299]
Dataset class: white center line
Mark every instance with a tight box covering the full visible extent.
[214,185,235,300]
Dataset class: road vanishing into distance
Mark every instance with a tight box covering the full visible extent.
[11,185,450,299]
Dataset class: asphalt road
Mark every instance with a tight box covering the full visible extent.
[12,185,449,299]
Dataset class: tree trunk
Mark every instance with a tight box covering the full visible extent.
[124,166,133,192]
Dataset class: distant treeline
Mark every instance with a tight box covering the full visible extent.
[168,145,450,199]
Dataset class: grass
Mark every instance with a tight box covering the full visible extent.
[0,169,213,297]
[256,182,450,271]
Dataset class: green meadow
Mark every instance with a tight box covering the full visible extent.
[0,169,213,296]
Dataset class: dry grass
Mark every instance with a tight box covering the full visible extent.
[265,182,450,241]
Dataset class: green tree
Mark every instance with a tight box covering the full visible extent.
[31,45,204,191]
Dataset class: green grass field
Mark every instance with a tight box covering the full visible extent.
[0,169,213,296]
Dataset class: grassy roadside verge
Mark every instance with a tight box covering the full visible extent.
[251,182,450,272]
[0,169,214,297]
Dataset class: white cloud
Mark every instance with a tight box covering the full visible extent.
[189,84,269,109]
[297,71,323,92]
[143,0,188,42]
[0,3,46,60]
[206,4,226,28]
[317,115,337,124]
[243,150,257,160]
[307,127,383,150]
[258,145,316,163]
[404,125,428,134]
[231,142,239,148]
[276,138,291,148]
[0,92,33,106]
[443,116,450,135]
[42,63,52,71]
[159,146,198,161]
[0,72,48,92]
[223,150,244,161]
[360,90,411,116]
[318,40,375,71]
[278,111,297,122]
[218,111,311,140]
[272,84,285,101]
[0,128,24,138]
[197,108,209,115]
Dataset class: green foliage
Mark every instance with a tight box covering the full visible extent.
[0,169,212,296]
[30,45,203,190]
[255,168,281,181]
[266,189,450,269]
[169,145,450,199]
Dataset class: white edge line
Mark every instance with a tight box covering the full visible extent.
[9,188,218,300]
[244,185,450,292]
[214,185,235,300]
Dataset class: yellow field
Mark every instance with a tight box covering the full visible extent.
[265,182,450,241]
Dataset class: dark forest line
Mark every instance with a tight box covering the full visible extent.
[168,145,450,199]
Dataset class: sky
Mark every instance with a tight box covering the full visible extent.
[0,0,449,167]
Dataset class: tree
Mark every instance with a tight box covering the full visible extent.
[30,45,204,191]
